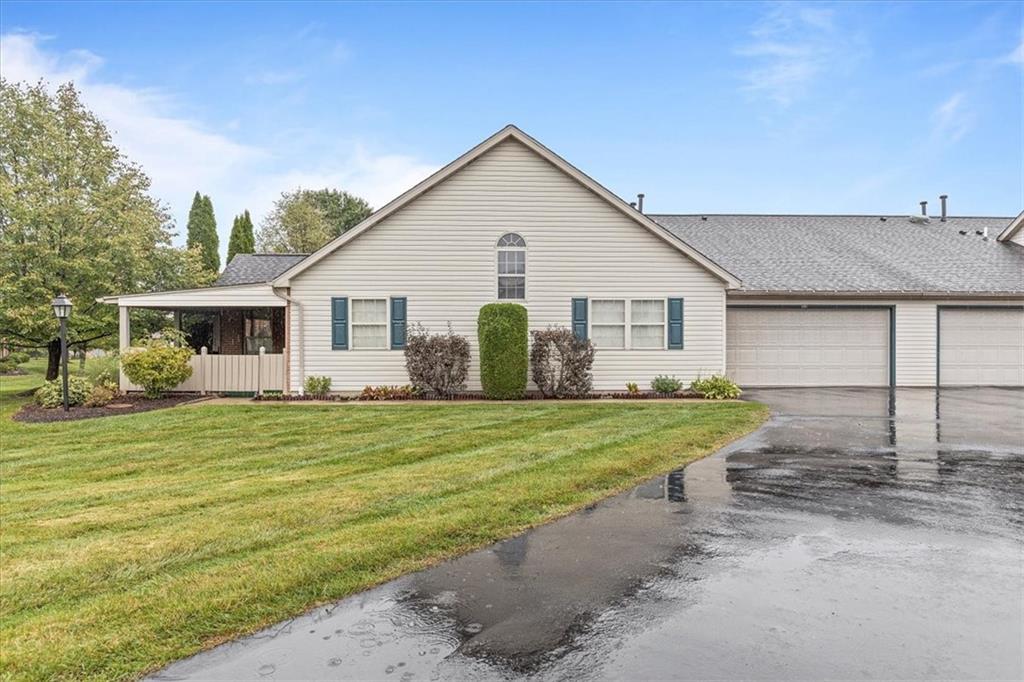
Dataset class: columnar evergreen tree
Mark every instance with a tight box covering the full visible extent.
[226,210,255,263]
[186,192,220,273]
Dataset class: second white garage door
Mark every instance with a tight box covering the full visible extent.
[727,307,891,387]
[939,308,1024,386]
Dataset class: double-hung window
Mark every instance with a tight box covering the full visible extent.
[350,299,387,349]
[496,233,526,300]
[591,300,626,349]
[630,300,665,348]
[590,299,666,349]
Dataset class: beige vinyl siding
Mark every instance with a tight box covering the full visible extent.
[287,139,726,392]
[894,302,939,386]
[729,297,1024,386]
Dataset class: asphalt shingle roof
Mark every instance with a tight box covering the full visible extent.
[215,253,308,286]
[651,214,1024,295]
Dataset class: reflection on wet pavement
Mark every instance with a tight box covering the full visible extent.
[152,388,1024,681]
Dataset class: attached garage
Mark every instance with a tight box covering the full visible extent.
[938,307,1024,386]
[727,307,892,387]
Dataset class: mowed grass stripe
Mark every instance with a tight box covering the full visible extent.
[1,404,593,518]
[1,393,765,681]
[2,401,696,606]
[3,406,682,613]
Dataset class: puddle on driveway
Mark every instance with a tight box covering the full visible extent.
[152,388,1024,681]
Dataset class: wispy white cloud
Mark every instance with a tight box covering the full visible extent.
[999,39,1024,66]
[736,2,863,106]
[1,32,264,233]
[931,92,974,143]
[0,32,437,258]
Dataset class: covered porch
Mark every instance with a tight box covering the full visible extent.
[101,283,288,394]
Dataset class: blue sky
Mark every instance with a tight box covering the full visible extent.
[2,1,1021,255]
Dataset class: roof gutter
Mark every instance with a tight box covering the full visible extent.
[727,290,1024,301]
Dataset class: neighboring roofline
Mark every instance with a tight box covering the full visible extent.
[727,289,1024,300]
[273,125,741,288]
[996,210,1024,242]
[98,281,274,304]
[651,213,1015,220]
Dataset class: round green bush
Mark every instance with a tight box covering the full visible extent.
[35,376,92,408]
[478,303,528,399]
[121,338,193,398]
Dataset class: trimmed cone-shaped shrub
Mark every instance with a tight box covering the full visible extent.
[478,303,528,399]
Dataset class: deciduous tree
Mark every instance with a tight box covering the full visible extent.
[0,80,207,379]
[256,188,371,253]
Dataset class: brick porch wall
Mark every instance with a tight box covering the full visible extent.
[219,310,244,354]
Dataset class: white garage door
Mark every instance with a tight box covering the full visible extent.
[939,308,1024,386]
[727,307,890,387]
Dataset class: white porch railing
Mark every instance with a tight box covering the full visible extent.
[120,347,285,394]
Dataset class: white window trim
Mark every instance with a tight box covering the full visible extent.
[588,298,668,350]
[495,233,527,302]
[350,297,389,350]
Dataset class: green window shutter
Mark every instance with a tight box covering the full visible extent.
[572,298,588,341]
[390,297,407,350]
[331,297,348,350]
[668,298,684,349]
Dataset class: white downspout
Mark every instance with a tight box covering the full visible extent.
[273,287,303,394]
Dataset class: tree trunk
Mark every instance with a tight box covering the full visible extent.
[46,339,61,381]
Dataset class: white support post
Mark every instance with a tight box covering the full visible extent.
[118,306,130,392]
[257,346,265,397]
[200,346,208,396]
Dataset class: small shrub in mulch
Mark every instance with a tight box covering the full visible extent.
[13,394,205,423]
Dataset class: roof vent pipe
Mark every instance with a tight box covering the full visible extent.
[637,193,645,213]
[920,200,928,216]
[939,194,948,222]
[629,201,637,209]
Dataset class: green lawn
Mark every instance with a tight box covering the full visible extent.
[0,363,766,681]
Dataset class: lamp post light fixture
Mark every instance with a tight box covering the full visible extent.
[51,294,72,412]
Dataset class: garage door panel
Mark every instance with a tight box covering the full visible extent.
[727,308,890,387]
[939,309,1024,386]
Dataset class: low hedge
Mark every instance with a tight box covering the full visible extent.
[477,303,528,399]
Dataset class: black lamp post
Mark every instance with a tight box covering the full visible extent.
[51,294,73,412]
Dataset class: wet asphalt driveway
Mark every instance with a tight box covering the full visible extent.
[153,388,1024,681]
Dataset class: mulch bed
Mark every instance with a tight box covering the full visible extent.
[13,394,206,423]
[254,390,702,402]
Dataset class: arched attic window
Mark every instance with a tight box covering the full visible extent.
[496,233,526,300]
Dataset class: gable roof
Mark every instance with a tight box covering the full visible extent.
[652,214,1024,296]
[216,253,308,286]
[272,125,740,288]
[997,210,1024,242]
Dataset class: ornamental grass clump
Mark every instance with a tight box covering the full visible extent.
[120,330,193,399]
[478,303,528,399]
[404,323,470,398]
[530,327,595,398]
